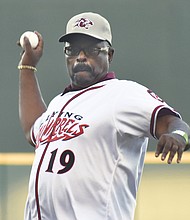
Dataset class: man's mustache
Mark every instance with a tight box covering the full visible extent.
[73,64,92,73]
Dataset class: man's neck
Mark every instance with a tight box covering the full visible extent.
[61,72,116,95]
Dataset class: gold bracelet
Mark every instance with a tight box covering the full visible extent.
[18,65,37,72]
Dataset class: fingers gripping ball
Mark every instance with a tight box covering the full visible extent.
[20,31,39,49]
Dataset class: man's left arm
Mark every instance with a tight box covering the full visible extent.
[155,115,190,164]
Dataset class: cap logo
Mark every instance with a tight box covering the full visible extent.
[74,18,94,29]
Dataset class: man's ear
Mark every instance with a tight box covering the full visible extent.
[108,47,114,63]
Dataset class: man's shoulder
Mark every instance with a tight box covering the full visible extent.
[103,78,147,91]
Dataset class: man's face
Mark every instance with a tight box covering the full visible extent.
[64,35,113,89]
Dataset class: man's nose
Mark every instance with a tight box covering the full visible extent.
[76,50,87,62]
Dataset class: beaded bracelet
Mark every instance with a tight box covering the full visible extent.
[18,65,37,72]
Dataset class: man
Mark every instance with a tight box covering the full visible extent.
[18,12,190,220]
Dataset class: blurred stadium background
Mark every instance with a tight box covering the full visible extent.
[0,0,190,219]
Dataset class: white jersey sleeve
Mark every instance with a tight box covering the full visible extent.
[113,80,180,138]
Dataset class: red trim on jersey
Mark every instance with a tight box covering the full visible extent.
[150,105,164,138]
[35,85,105,219]
[31,127,36,145]
[35,143,49,219]
[150,105,181,139]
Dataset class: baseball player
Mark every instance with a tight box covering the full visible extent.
[17,12,190,220]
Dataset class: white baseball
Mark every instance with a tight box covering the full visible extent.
[20,31,39,49]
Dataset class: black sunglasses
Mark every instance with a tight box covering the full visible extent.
[64,46,109,57]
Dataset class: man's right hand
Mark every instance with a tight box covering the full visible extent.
[18,31,43,67]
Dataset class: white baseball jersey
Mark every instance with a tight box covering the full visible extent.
[25,76,180,220]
